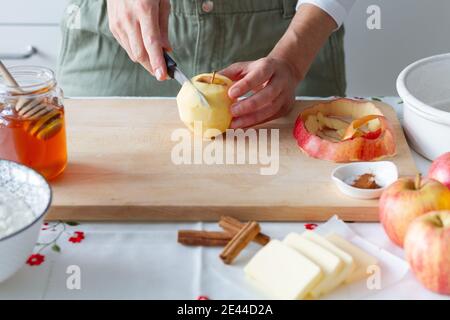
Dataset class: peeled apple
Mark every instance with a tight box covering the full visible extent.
[176,73,234,139]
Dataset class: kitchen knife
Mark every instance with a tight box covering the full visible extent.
[163,52,210,108]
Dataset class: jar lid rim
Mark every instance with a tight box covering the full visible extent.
[0,65,56,93]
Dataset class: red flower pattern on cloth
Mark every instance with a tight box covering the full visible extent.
[27,221,84,267]
[69,231,85,243]
[26,254,45,266]
[304,223,318,230]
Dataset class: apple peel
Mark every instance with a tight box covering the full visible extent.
[342,115,383,141]
[293,99,397,162]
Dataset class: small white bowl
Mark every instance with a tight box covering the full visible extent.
[331,161,398,200]
[0,160,52,283]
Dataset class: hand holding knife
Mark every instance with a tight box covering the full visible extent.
[163,52,210,108]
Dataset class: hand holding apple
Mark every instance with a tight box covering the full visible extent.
[404,210,450,295]
[379,174,450,247]
[429,152,450,189]
[220,56,298,129]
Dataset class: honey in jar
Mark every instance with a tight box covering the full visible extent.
[0,66,67,180]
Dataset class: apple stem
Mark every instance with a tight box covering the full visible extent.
[435,214,443,228]
[211,71,216,84]
[415,173,422,190]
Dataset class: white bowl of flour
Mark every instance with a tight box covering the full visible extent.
[0,160,52,283]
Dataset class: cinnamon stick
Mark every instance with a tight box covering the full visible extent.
[219,216,270,246]
[220,221,260,265]
[178,230,232,247]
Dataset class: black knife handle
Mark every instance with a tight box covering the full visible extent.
[163,52,176,79]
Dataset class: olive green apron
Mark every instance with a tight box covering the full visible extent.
[57,0,346,97]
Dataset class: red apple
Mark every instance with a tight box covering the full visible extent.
[404,210,450,295]
[429,152,450,189]
[293,99,396,162]
[379,174,450,247]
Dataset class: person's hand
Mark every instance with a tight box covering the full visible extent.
[220,4,337,129]
[220,57,300,129]
[106,0,171,80]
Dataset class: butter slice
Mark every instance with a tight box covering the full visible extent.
[326,233,378,284]
[244,240,323,300]
[283,233,344,298]
[302,231,355,290]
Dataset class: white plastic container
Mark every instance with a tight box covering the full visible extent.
[0,160,51,283]
[397,53,450,160]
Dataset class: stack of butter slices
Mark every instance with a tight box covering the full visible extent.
[244,231,378,299]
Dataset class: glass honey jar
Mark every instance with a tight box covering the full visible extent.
[0,66,67,180]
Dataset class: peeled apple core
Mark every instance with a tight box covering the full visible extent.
[176,73,234,139]
[293,99,396,162]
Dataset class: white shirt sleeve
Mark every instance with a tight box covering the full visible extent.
[296,0,355,28]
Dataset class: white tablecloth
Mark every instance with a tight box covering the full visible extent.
[0,97,448,300]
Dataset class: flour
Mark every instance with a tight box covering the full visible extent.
[0,188,36,239]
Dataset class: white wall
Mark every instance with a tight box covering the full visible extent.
[344,0,450,96]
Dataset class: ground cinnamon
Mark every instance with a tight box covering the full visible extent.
[351,173,381,189]
[219,216,270,245]
[220,221,260,265]
[178,230,232,247]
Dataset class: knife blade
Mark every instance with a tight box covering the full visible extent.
[163,52,210,108]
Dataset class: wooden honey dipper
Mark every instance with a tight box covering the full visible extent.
[0,61,63,139]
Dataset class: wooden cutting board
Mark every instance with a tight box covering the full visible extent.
[45,98,417,222]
